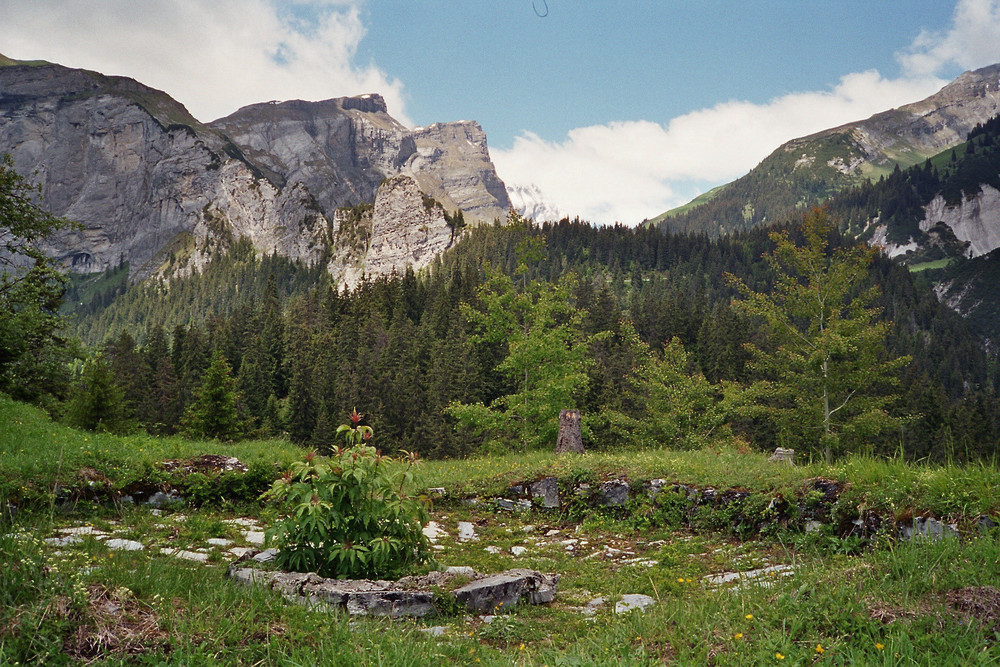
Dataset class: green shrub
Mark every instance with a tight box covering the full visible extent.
[263,415,432,579]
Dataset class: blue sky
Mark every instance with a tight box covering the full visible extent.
[3,1,999,224]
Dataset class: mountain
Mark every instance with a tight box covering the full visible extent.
[0,55,510,285]
[655,64,1000,236]
[209,102,510,225]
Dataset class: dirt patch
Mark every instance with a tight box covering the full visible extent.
[63,584,171,663]
[947,586,1000,631]
[160,454,248,475]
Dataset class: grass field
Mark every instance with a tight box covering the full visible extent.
[4,395,1000,665]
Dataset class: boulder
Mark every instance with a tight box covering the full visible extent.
[452,569,559,613]
[530,477,560,508]
[598,480,630,507]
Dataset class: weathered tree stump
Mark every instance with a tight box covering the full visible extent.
[554,409,585,454]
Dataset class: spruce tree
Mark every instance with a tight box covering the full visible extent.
[181,349,243,441]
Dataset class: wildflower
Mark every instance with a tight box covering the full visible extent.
[775,653,784,660]
[350,408,362,424]
[816,644,824,654]
[733,633,743,640]
[519,643,525,651]
[678,577,685,583]
[875,643,884,651]
[745,614,754,620]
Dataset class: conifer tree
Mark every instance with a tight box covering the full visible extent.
[181,349,243,441]
[727,208,910,462]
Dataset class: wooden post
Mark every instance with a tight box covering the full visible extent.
[554,409,585,454]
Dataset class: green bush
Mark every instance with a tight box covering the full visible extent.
[263,417,432,579]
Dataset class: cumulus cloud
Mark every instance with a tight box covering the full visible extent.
[898,0,1000,76]
[0,0,409,124]
[496,0,1000,226]
[493,71,945,225]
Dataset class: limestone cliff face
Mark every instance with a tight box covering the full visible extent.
[406,121,511,223]
[0,61,328,279]
[0,57,509,286]
[209,95,416,211]
[922,187,1000,258]
[210,100,510,225]
[336,175,454,289]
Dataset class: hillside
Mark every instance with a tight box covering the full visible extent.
[4,395,1000,665]
[654,64,1000,236]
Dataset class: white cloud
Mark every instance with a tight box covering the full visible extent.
[0,0,409,124]
[493,71,945,225]
[496,0,1000,226]
[898,0,1000,76]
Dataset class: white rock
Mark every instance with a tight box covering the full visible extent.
[105,538,144,552]
[510,546,527,556]
[457,522,477,542]
[615,594,656,614]
[206,538,232,547]
[244,531,266,545]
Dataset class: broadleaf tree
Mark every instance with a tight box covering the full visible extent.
[0,153,77,404]
[726,208,910,462]
[446,267,594,451]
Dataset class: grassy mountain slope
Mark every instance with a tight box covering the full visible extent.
[656,64,1000,237]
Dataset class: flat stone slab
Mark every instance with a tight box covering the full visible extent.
[704,564,794,587]
[244,531,266,545]
[227,567,434,618]
[615,594,656,613]
[228,566,558,618]
[104,538,145,551]
[457,522,477,541]
[452,568,559,613]
[161,548,210,563]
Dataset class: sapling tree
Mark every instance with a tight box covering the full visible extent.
[726,208,910,462]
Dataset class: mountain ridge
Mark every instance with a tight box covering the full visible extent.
[654,64,1000,236]
[0,55,510,286]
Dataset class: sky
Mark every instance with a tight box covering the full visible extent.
[2,1,1000,225]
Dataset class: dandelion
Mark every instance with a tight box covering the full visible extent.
[875,643,884,651]
[745,614,754,620]
[733,633,743,640]
[775,653,784,660]
[677,577,685,583]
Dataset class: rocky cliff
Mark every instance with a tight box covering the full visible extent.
[0,56,509,286]
[209,100,510,225]
[335,175,454,289]
[0,59,330,280]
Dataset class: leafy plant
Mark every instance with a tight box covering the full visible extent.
[262,412,432,579]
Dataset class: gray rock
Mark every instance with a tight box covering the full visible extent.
[645,479,667,500]
[146,492,174,509]
[581,596,606,615]
[162,548,209,563]
[900,517,959,541]
[105,538,145,551]
[804,520,824,533]
[979,515,997,533]
[530,478,560,508]
[421,626,447,636]
[206,538,232,547]
[244,531,266,545]
[615,594,656,613]
[452,569,559,613]
[253,548,280,563]
[457,522,477,541]
[598,480,630,507]
[443,566,478,578]
[769,447,795,464]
